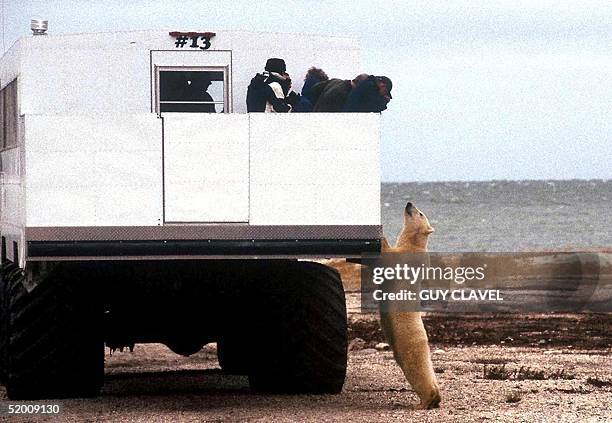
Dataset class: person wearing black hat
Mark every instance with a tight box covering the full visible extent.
[342,75,393,112]
[246,58,293,112]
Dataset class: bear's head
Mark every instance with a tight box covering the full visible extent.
[403,202,434,237]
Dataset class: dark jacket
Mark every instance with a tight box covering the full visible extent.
[246,72,291,112]
[342,75,388,112]
[293,75,323,112]
[312,79,352,112]
[301,76,321,103]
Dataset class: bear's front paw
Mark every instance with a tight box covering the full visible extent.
[418,386,441,409]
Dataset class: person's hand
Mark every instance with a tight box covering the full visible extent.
[286,91,300,108]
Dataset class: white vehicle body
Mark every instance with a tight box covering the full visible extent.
[0,30,381,266]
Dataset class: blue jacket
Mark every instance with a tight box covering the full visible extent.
[302,76,321,103]
[293,75,324,112]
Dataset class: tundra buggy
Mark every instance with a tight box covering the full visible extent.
[0,27,381,399]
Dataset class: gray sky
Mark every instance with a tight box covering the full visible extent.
[2,0,611,182]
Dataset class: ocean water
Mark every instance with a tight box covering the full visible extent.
[381,180,612,252]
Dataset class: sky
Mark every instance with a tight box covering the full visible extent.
[1,0,611,182]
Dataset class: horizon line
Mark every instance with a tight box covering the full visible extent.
[382,177,611,184]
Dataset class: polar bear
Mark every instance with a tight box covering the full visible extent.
[379,201,441,409]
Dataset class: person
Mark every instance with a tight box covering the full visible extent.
[266,70,295,113]
[311,74,368,112]
[343,75,392,112]
[189,76,216,113]
[293,67,329,112]
[246,58,292,113]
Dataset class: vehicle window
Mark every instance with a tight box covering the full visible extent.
[159,70,225,113]
[0,79,18,149]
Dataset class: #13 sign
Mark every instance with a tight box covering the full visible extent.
[170,31,216,50]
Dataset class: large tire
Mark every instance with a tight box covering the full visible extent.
[247,261,348,394]
[217,337,249,375]
[0,261,19,385]
[4,263,104,399]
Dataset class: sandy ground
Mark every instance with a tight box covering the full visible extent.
[1,314,610,422]
[0,343,610,422]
